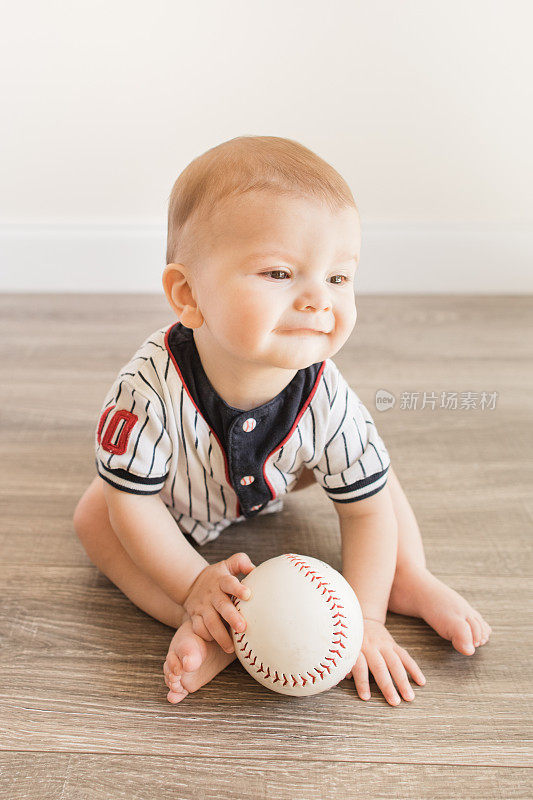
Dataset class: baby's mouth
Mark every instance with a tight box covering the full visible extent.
[278,328,325,335]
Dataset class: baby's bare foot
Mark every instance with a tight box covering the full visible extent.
[163,614,236,703]
[389,567,492,655]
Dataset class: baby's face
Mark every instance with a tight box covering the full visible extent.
[182,190,360,370]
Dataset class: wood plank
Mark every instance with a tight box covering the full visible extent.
[0,753,531,800]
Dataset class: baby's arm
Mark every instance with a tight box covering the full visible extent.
[103,482,209,606]
[103,483,253,650]
[336,484,425,705]
[338,483,397,623]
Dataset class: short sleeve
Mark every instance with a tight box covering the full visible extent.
[312,370,390,505]
[95,378,172,495]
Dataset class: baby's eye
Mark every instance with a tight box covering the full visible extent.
[330,275,350,285]
[261,271,350,284]
[263,270,290,280]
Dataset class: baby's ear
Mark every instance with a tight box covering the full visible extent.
[162,263,203,328]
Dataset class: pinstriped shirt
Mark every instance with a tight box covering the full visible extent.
[95,322,390,547]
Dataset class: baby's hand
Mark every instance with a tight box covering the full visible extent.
[182,552,255,654]
[345,618,426,706]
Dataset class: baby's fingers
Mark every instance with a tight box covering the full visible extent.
[395,645,426,686]
[225,552,256,577]
[352,651,371,700]
[384,649,415,701]
[191,613,214,643]
[214,592,247,635]
[203,609,235,654]
[366,651,401,706]
[219,573,251,601]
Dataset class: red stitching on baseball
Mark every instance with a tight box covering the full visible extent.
[333,639,347,649]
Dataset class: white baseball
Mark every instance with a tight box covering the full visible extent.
[231,553,364,696]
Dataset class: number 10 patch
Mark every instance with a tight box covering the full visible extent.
[97,405,139,455]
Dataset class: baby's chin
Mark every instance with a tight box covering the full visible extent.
[266,340,336,370]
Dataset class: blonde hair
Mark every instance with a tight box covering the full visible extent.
[165,135,357,266]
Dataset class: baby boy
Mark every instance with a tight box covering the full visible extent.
[73,135,491,706]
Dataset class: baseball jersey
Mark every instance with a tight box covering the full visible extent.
[95,321,390,547]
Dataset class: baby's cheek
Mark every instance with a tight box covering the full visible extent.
[220,310,263,352]
[336,304,357,340]
[228,298,270,339]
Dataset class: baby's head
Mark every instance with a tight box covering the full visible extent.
[163,136,361,371]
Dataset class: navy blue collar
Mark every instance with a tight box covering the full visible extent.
[166,321,323,516]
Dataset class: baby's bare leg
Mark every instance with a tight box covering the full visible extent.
[74,477,237,702]
[387,466,426,574]
[387,467,492,654]
[73,476,186,628]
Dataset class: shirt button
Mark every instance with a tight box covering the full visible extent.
[242,417,257,432]
[240,475,255,486]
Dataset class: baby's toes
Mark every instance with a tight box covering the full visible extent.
[167,619,209,673]
[167,678,189,704]
[165,650,182,678]
[479,617,492,644]
[165,650,177,671]
[468,616,483,648]
[177,639,204,672]
[451,618,476,655]
[164,661,189,701]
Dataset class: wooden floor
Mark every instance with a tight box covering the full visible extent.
[0,294,531,800]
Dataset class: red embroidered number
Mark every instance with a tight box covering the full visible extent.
[96,405,114,442]
[97,406,138,455]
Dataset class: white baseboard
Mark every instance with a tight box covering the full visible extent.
[0,222,531,293]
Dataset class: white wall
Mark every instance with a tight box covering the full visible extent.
[1,0,531,292]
